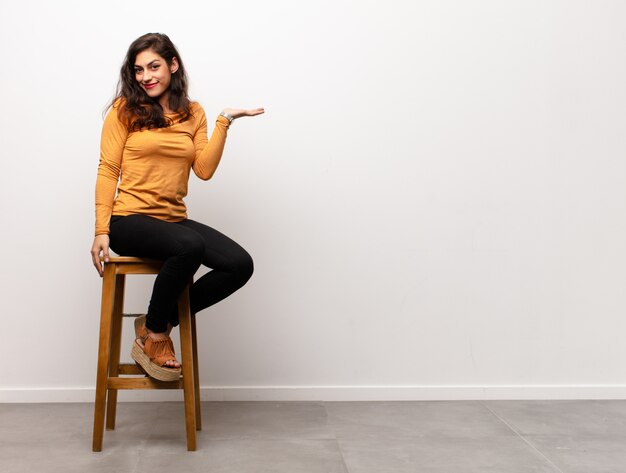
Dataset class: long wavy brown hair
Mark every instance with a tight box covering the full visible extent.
[104,33,193,131]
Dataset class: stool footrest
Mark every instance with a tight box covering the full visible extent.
[108,376,183,389]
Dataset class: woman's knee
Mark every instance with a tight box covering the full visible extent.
[234,251,254,283]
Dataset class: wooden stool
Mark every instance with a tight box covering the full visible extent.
[92,256,201,452]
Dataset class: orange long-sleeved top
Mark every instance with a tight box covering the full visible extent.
[95,99,231,235]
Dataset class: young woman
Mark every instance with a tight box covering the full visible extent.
[90,32,264,381]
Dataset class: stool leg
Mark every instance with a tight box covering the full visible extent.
[191,312,202,430]
[92,264,116,452]
[178,285,197,451]
[106,274,125,430]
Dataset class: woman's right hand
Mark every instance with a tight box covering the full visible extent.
[91,234,111,277]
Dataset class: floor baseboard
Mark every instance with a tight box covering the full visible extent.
[2,385,626,402]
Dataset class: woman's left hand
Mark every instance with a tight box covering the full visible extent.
[222,107,265,120]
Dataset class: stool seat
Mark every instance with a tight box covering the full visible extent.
[104,256,158,261]
[92,256,201,451]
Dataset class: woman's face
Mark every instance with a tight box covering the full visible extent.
[134,49,179,101]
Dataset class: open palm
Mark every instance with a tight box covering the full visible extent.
[223,107,265,120]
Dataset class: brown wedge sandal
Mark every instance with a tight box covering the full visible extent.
[131,316,181,382]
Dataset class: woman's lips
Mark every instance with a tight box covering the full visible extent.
[144,82,158,89]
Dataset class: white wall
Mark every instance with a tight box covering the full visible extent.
[1,0,625,402]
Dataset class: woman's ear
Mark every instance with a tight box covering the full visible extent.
[171,57,179,74]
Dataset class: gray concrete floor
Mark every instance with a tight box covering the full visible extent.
[1,400,626,472]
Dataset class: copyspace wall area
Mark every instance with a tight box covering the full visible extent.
[1,0,625,401]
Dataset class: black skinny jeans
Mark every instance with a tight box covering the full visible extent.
[109,214,253,333]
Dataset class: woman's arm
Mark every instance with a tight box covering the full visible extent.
[192,105,265,180]
[91,103,128,276]
[191,107,230,181]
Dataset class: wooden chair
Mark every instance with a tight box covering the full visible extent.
[92,256,201,451]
